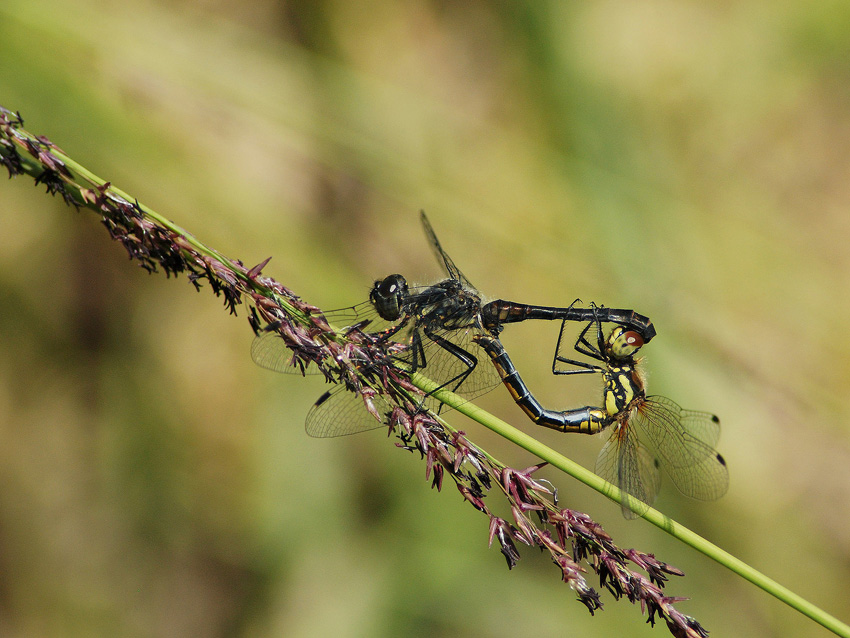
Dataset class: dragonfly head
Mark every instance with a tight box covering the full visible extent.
[370,274,409,321]
[607,326,644,360]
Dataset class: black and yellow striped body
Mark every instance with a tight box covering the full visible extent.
[602,361,645,420]
[474,335,607,433]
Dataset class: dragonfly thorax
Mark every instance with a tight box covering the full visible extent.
[409,279,483,331]
[603,363,645,417]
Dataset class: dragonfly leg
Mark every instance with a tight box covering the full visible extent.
[417,325,480,412]
[554,315,605,373]
[552,358,603,376]
[576,310,605,360]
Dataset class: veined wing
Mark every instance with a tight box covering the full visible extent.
[251,329,322,374]
[632,396,729,501]
[251,300,404,375]
[420,211,477,291]
[595,421,662,518]
[305,385,395,437]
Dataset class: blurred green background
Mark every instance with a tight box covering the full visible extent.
[2,1,850,636]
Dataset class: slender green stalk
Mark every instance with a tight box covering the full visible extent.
[414,373,850,638]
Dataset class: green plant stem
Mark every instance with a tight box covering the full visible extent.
[413,373,850,638]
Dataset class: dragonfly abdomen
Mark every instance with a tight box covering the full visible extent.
[474,335,608,434]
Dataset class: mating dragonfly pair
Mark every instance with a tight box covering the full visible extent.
[252,213,728,517]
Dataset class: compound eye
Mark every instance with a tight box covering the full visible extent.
[623,331,644,348]
[378,274,405,295]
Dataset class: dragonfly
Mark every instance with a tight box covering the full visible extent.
[252,212,656,438]
[475,309,729,517]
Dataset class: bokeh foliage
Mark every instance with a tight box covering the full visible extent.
[2,1,850,636]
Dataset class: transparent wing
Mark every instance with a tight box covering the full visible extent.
[665,447,729,501]
[314,299,414,336]
[632,396,729,501]
[318,300,384,329]
[636,396,720,464]
[305,386,394,437]
[251,330,322,375]
[250,300,403,375]
[419,211,476,290]
[595,422,661,518]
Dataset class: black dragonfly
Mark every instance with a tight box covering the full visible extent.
[252,212,656,438]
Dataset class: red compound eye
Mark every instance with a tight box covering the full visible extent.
[623,331,644,348]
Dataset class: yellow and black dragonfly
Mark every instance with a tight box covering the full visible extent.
[475,310,728,517]
[252,213,655,438]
